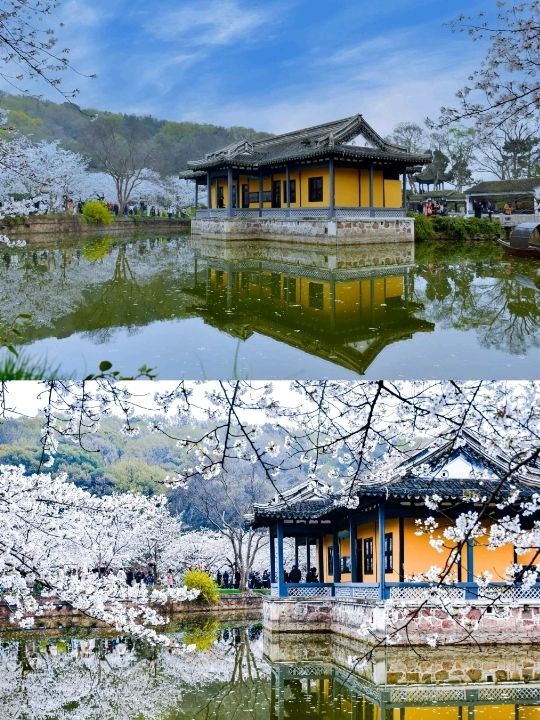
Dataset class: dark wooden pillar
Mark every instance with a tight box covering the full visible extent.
[318,538,324,582]
[349,517,358,582]
[207,172,212,209]
[294,537,299,566]
[306,536,311,575]
[195,181,199,210]
[332,532,341,583]
[285,164,290,211]
[328,157,335,218]
[369,163,375,215]
[258,172,263,218]
[466,538,475,599]
[402,171,407,210]
[227,167,233,218]
[277,519,286,597]
[378,503,386,599]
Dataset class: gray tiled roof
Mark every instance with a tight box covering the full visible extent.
[465,179,540,195]
[182,114,431,173]
[248,430,540,525]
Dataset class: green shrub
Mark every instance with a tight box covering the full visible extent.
[408,212,435,242]
[82,200,113,225]
[410,213,500,242]
[183,569,220,604]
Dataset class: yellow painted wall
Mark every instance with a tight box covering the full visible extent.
[211,165,402,210]
[520,707,540,720]
[335,167,360,206]
[322,518,400,583]
[384,179,402,208]
[475,706,521,720]
[403,517,458,580]
[317,515,531,585]
[393,708,459,720]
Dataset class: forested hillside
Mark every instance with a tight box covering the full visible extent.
[0,415,327,528]
[0,92,269,176]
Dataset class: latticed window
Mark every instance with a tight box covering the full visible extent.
[385,532,393,573]
[308,176,323,202]
[363,537,374,574]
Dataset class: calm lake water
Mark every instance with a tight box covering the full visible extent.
[2,621,539,719]
[1,233,539,379]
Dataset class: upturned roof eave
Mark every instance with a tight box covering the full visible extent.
[186,146,431,172]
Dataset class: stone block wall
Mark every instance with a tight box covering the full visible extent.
[191,217,414,243]
[263,598,540,646]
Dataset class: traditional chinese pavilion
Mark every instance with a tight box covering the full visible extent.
[181,114,431,240]
[248,429,540,603]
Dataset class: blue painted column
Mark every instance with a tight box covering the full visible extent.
[378,503,386,600]
[270,525,276,583]
[332,532,341,583]
[277,519,286,597]
[349,517,358,582]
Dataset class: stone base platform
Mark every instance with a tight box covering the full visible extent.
[191,217,414,242]
[263,598,540,646]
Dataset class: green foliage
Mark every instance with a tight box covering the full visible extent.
[183,569,220,604]
[410,213,500,242]
[0,91,269,177]
[430,215,500,241]
[82,200,113,225]
[408,212,436,242]
[107,457,167,496]
[0,351,58,379]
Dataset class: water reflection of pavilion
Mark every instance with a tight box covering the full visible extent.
[266,634,540,719]
[190,238,434,375]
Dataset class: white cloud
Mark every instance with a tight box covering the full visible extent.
[147,0,272,46]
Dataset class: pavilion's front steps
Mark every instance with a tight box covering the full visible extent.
[263,597,540,645]
[191,217,415,242]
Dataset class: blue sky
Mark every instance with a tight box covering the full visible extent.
[29,0,489,134]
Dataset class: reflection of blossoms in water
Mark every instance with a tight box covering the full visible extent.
[0,235,26,248]
[0,625,268,720]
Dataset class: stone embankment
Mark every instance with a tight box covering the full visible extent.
[192,217,414,242]
[264,598,540,646]
[0,594,263,630]
[0,214,191,241]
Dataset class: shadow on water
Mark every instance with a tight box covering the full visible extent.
[1,620,539,719]
[0,233,538,378]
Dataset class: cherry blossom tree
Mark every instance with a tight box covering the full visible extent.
[440,1,540,128]
[0,0,93,101]
[0,463,198,640]
[0,379,538,644]
[0,136,89,210]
